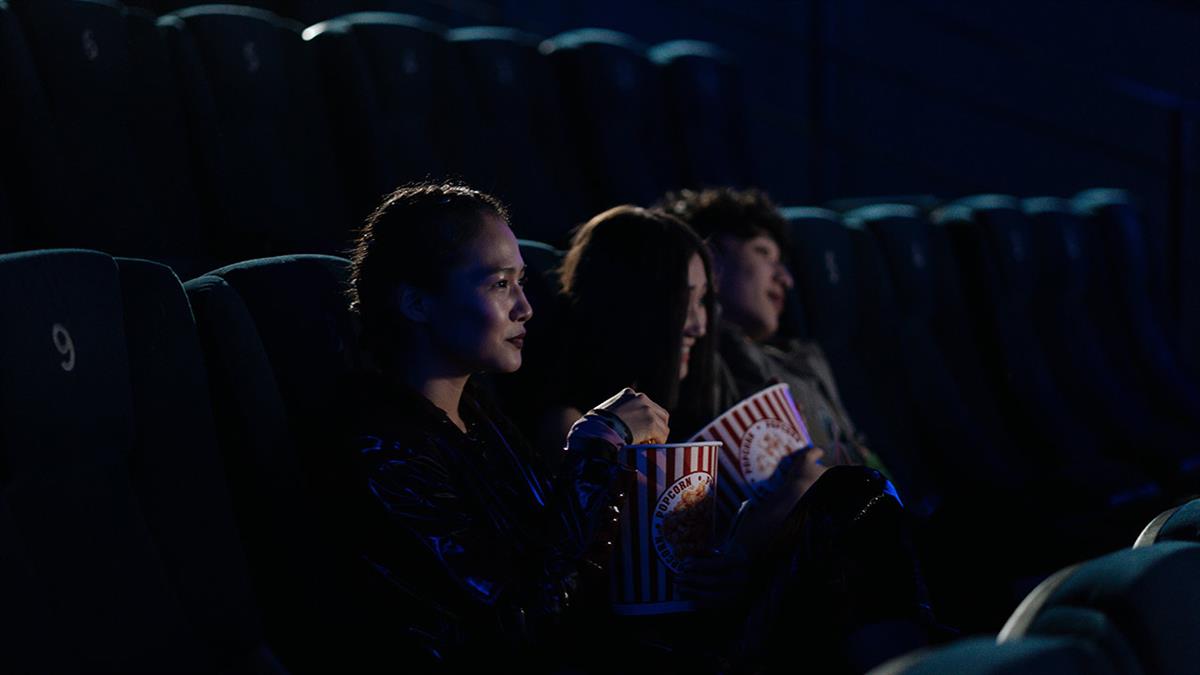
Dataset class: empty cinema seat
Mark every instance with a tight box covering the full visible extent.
[934,196,1164,509]
[1134,499,1200,547]
[0,249,209,671]
[868,636,1118,675]
[160,5,351,264]
[303,12,452,224]
[117,256,284,672]
[848,204,1032,494]
[649,39,753,190]
[1073,189,1200,425]
[4,0,209,274]
[542,28,677,211]
[0,1,69,253]
[185,255,390,670]
[1022,197,1200,487]
[999,542,1200,675]
[447,26,588,245]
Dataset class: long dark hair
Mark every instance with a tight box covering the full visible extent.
[559,205,718,437]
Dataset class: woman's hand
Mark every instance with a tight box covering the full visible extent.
[676,543,751,605]
[730,446,827,555]
[593,388,670,444]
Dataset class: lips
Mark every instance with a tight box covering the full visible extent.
[766,290,785,312]
[506,333,526,349]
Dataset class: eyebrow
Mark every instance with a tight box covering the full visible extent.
[474,265,526,281]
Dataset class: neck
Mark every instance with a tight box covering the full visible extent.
[394,355,472,433]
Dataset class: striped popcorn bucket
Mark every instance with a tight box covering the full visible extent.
[688,383,812,530]
[610,441,721,615]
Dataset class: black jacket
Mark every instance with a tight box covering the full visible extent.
[346,375,624,669]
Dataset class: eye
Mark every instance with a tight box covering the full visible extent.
[518,275,527,287]
[494,279,509,289]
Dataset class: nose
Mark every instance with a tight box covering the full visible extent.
[512,285,533,323]
[776,261,795,290]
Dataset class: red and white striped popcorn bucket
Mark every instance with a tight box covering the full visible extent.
[610,441,722,615]
[688,383,812,528]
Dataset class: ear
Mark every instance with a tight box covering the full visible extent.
[396,284,434,323]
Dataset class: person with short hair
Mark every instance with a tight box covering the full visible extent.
[658,187,885,472]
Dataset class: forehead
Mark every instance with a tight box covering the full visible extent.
[459,213,523,270]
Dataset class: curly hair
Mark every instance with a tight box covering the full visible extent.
[656,187,790,251]
[348,181,509,337]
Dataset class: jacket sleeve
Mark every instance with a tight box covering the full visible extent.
[360,416,624,625]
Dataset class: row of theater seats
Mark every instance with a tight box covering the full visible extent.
[870,500,1200,675]
[495,185,1200,631]
[509,186,1199,625]
[0,0,748,277]
[779,187,1200,630]
[0,188,1194,671]
[125,0,500,27]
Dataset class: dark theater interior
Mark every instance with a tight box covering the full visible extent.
[2,0,1200,673]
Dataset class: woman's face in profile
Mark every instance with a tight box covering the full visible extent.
[426,213,533,374]
[679,252,709,381]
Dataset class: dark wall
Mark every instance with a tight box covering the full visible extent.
[811,0,1200,370]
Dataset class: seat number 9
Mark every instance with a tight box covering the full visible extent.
[52,324,76,372]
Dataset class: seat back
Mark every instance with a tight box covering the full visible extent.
[185,254,366,670]
[1000,542,1200,675]
[543,29,676,210]
[0,249,207,672]
[304,12,451,223]
[650,39,752,190]
[1135,499,1200,547]
[448,26,587,245]
[9,1,207,273]
[869,636,1119,675]
[161,5,350,264]
[118,256,284,672]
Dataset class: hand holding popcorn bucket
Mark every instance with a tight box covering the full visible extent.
[610,441,721,615]
[688,383,812,531]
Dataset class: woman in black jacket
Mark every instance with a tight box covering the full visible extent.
[343,183,668,670]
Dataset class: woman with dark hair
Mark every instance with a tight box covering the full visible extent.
[343,183,669,671]
[556,205,720,435]
[548,205,946,672]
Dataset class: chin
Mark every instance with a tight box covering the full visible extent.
[491,354,523,374]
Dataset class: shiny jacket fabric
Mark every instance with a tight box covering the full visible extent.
[346,376,623,669]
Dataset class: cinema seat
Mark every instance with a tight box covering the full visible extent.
[1073,189,1200,426]
[117,257,285,672]
[160,5,351,264]
[934,196,1163,510]
[780,206,935,513]
[303,12,451,223]
[542,28,676,211]
[868,636,1118,675]
[0,2,69,254]
[0,249,207,671]
[850,204,1030,492]
[1022,197,1200,488]
[6,1,208,274]
[185,254,387,670]
[649,39,752,190]
[999,542,1200,675]
[447,26,587,245]
[1135,499,1200,547]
